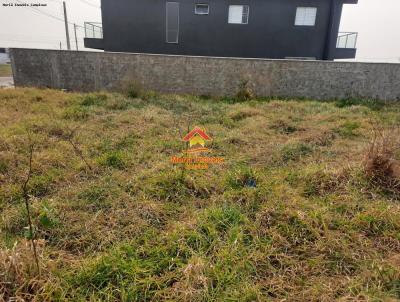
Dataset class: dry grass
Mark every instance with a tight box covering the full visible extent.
[0,239,46,301]
[0,88,400,301]
[364,125,400,197]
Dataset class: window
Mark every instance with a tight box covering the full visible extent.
[166,2,179,43]
[295,7,317,26]
[228,5,249,24]
[195,4,209,15]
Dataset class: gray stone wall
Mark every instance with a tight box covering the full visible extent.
[10,48,400,101]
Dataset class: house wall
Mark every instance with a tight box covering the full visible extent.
[10,48,400,101]
[100,0,344,60]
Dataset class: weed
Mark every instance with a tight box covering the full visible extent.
[0,239,46,301]
[235,80,255,102]
[63,106,89,121]
[270,119,298,134]
[228,108,261,122]
[364,126,400,197]
[335,98,384,110]
[302,168,349,197]
[98,151,126,169]
[78,185,110,209]
[225,165,258,189]
[125,82,144,99]
[104,96,132,110]
[27,174,53,197]
[280,142,314,162]
[0,159,8,174]
[38,202,59,229]
[277,212,318,246]
[79,93,108,107]
[336,121,361,138]
[141,170,213,202]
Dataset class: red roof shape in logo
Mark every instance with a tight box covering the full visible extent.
[183,127,211,141]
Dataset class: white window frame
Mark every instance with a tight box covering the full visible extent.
[195,3,209,15]
[295,7,317,26]
[228,5,249,24]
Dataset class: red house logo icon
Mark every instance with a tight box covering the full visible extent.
[182,127,212,154]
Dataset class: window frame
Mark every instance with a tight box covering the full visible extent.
[294,7,317,27]
[228,5,250,25]
[166,1,179,44]
[195,3,209,15]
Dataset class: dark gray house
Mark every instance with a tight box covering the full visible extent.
[84,0,358,60]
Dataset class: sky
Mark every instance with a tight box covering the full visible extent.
[0,0,399,62]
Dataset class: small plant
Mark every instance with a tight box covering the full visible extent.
[125,82,144,99]
[20,138,40,275]
[63,129,93,171]
[235,80,255,102]
[363,125,400,196]
[38,202,59,229]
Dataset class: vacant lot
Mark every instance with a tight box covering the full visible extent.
[0,64,12,77]
[0,88,399,301]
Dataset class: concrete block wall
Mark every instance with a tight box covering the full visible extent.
[10,48,400,101]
